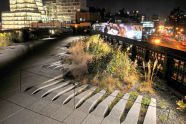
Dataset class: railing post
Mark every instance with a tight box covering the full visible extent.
[131,45,137,61]
[181,62,185,83]
[144,49,149,63]
[105,35,108,42]
[163,55,174,80]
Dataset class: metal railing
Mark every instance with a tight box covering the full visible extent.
[94,31,185,95]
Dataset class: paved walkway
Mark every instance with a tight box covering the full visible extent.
[0,36,156,124]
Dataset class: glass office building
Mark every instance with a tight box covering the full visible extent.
[56,0,87,23]
[1,0,87,29]
[2,0,46,29]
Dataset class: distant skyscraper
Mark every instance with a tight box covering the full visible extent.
[56,0,87,23]
[151,14,160,27]
[1,0,46,29]
[1,0,87,29]
[44,0,57,21]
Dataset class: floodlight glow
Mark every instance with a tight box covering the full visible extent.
[154,39,160,44]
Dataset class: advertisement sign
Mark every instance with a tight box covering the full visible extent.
[99,23,142,41]
[142,21,154,28]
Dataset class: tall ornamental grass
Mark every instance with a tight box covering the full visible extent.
[68,35,139,92]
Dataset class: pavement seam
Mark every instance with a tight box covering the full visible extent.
[80,113,92,124]
[0,108,24,122]
[61,108,76,124]
[60,96,78,123]
[0,97,64,124]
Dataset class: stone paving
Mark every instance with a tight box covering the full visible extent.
[23,78,156,124]
[101,93,130,124]
[0,36,156,124]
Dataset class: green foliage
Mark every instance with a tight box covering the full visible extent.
[159,114,167,122]
[176,96,186,111]
[0,32,13,48]
[84,35,112,56]
[121,92,138,122]
[129,92,138,102]
[159,101,168,109]
[141,97,151,106]
[86,35,139,87]
[0,32,24,48]
[69,34,139,92]
[87,52,113,76]
[153,80,168,92]
[108,91,124,111]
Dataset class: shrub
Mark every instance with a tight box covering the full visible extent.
[176,96,186,111]
[69,40,93,80]
[159,101,168,109]
[67,35,140,92]
[0,33,13,48]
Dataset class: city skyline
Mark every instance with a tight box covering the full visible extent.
[0,0,186,20]
[88,0,186,17]
[0,1,185,124]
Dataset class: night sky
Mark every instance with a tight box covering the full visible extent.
[87,0,186,17]
[0,0,185,20]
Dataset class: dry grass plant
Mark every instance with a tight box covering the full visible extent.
[68,35,140,92]
[138,59,161,93]
[69,40,93,80]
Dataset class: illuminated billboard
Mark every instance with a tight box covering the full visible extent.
[99,23,143,41]
[142,21,154,28]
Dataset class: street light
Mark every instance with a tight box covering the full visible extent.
[180,28,184,32]
[154,39,160,44]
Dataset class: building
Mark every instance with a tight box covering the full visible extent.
[1,0,46,29]
[56,0,87,23]
[141,21,155,40]
[76,11,101,23]
[129,10,141,23]
[166,7,185,29]
[44,0,57,21]
[1,0,87,29]
[112,9,145,23]
[151,14,160,28]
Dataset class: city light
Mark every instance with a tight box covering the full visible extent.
[0,0,185,124]
[75,24,78,28]
[2,0,45,29]
[154,38,161,44]
[1,0,87,29]
[180,28,184,32]
[158,25,164,29]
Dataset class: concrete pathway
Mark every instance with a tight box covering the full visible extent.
[0,35,156,124]
[82,90,119,124]
[101,93,130,124]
